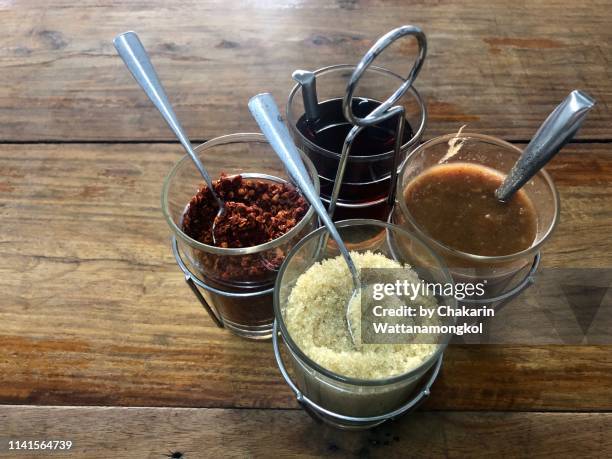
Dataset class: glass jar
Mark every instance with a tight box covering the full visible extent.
[172,236,275,339]
[273,219,455,427]
[393,133,559,299]
[287,65,426,219]
[162,133,320,337]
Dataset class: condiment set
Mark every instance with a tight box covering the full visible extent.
[115,25,595,429]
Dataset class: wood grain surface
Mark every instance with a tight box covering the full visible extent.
[1,142,610,410]
[0,0,611,141]
[1,1,611,454]
[2,406,612,458]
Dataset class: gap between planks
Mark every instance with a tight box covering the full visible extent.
[1,139,612,145]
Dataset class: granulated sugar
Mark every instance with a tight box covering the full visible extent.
[284,251,438,380]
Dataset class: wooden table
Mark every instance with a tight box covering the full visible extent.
[1,1,611,457]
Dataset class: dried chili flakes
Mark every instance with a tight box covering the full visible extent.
[182,174,308,249]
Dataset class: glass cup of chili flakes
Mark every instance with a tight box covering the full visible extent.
[162,133,320,338]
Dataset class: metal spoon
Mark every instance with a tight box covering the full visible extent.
[113,31,225,243]
[496,90,595,202]
[248,93,360,345]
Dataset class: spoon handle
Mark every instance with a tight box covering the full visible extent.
[114,32,218,198]
[248,93,358,280]
[292,70,320,121]
[496,90,595,202]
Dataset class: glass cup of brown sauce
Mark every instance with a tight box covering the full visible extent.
[393,133,559,300]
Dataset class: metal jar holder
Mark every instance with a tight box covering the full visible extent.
[461,252,541,306]
[287,26,428,221]
[273,320,443,430]
[327,25,427,220]
[387,208,542,308]
[456,252,541,341]
[172,236,274,340]
[328,25,427,221]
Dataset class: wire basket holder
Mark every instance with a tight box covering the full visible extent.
[327,25,427,219]
[272,320,443,430]
[172,236,224,328]
[172,235,275,340]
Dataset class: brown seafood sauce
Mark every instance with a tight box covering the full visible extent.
[403,163,537,257]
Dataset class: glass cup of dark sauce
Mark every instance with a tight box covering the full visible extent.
[287,64,427,221]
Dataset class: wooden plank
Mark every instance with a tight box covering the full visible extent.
[0,143,611,410]
[1,406,611,458]
[0,0,611,141]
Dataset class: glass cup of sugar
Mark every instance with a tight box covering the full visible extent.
[273,219,456,429]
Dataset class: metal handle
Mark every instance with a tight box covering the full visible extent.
[496,90,595,201]
[113,31,222,209]
[327,105,405,217]
[327,124,362,219]
[343,25,427,127]
[328,25,425,218]
[292,70,320,121]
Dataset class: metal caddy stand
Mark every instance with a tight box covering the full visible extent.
[172,236,275,340]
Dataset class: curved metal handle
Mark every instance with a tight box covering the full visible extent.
[496,90,595,201]
[343,25,427,127]
[327,105,405,219]
[248,93,360,285]
[114,31,221,207]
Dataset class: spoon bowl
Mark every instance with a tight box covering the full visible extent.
[495,90,595,202]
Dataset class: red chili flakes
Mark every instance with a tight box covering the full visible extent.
[181,174,309,283]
